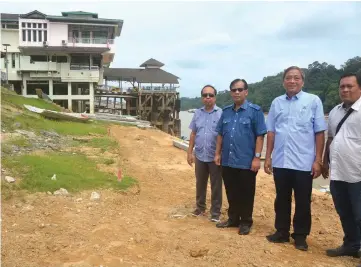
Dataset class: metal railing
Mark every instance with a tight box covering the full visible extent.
[70,64,99,70]
[68,37,114,45]
[140,86,176,91]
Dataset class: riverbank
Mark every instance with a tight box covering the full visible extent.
[2,124,358,267]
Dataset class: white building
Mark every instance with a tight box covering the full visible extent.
[0,10,123,113]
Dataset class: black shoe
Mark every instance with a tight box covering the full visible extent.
[191,209,205,217]
[326,246,360,258]
[216,219,239,228]
[292,235,308,251]
[239,225,251,235]
[266,231,290,243]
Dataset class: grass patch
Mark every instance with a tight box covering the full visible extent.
[2,152,136,193]
[87,137,118,152]
[1,88,110,135]
[2,111,108,136]
[103,158,116,165]
[1,91,62,111]
[1,144,13,154]
[8,136,31,147]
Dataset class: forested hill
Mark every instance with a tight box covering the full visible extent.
[180,56,361,113]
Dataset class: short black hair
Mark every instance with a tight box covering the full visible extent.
[339,72,361,87]
[229,78,248,90]
[201,85,217,96]
[283,66,305,81]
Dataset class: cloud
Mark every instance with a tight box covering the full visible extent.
[173,60,205,70]
[0,1,360,97]
[275,2,361,41]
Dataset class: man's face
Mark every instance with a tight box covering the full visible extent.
[230,80,248,104]
[283,69,304,96]
[201,86,216,107]
[339,76,361,105]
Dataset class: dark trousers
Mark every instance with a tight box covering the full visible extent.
[222,167,257,226]
[273,168,313,237]
[330,180,361,251]
[195,157,222,217]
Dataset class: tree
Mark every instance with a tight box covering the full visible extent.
[180,56,361,113]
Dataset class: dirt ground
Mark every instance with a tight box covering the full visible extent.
[1,125,359,267]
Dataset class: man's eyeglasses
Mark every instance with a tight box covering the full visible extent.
[202,93,215,98]
[230,88,246,93]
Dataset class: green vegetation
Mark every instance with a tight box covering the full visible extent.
[1,89,62,111]
[7,136,31,147]
[87,137,118,152]
[1,87,137,196]
[103,158,116,165]
[2,153,136,193]
[1,88,107,135]
[180,56,361,113]
[2,111,107,135]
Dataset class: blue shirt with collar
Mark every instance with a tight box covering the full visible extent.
[189,105,222,162]
[266,90,327,172]
[216,100,267,169]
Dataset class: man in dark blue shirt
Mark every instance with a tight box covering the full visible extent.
[215,78,267,235]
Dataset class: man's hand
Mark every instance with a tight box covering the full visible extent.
[311,161,322,179]
[264,157,273,174]
[251,157,261,173]
[214,153,221,166]
[322,161,329,179]
[187,153,194,167]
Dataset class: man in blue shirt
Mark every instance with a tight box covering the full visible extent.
[214,78,267,235]
[188,85,223,222]
[265,66,327,251]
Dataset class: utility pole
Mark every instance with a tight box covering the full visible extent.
[3,44,10,84]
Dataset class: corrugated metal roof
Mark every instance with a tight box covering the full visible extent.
[61,11,98,18]
[1,13,20,21]
[104,68,180,84]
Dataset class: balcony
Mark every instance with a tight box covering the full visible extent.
[67,37,115,49]
[20,57,57,71]
[60,63,99,82]
[70,64,99,71]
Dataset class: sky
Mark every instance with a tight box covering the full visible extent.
[1,0,360,97]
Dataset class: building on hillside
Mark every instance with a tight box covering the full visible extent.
[0,10,123,113]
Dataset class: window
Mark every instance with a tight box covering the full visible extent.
[51,56,67,63]
[30,55,48,62]
[21,21,47,43]
[1,23,19,29]
[27,30,31,41]
[44,23,47,29]
[11,53,16,68]
[53,82,68,95]
[71,83,89,95]
[26,80,49,95]
[6,23,19,29]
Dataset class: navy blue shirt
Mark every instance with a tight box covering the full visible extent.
[216,101,267,169]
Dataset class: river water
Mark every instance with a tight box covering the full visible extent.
[179,111,329,188]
